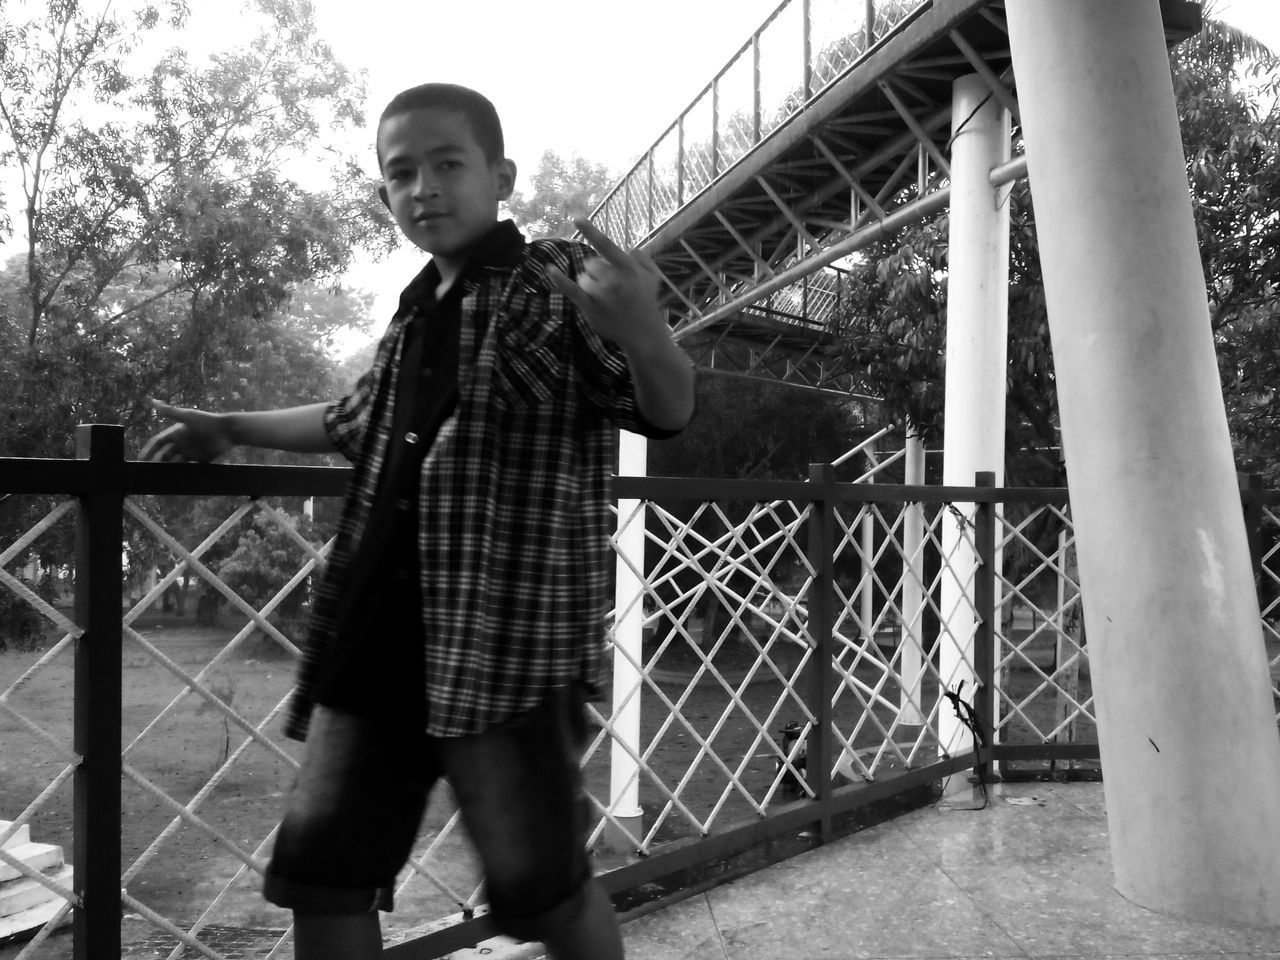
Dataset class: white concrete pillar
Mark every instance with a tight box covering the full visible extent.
[608,429,647,849]
[938,74,1010,765]
[1006,0,1280,925]
[899,429,926,725]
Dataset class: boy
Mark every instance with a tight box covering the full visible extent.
[142,83,694,960]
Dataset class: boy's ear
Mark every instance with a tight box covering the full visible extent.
[495,159,517,202]
[377,183,390,209]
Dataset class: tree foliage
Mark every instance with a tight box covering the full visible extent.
[649,375,863,481]
[1179,20,1280,479]
[506,150,614,240]
[216,509,316,627]
[0,0,395,459]
[0,0,399,615]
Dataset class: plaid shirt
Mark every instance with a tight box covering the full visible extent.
[284,221,670,740]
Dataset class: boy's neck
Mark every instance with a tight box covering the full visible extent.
[432,256,466,300]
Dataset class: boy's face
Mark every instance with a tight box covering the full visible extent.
[377,107,516,262]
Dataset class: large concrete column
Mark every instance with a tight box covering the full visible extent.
[938,75,1010,764]
[607,429,647,850]
[1006,0,1280,925]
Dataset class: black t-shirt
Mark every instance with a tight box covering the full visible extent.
[312,264,464,716]
[312,222,529,718]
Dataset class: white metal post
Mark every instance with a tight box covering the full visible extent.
[899,428,926,725]
[938,74,1010,774]
[608,429,647,850]
[1006,0,1280,925]
[859,439,876,642]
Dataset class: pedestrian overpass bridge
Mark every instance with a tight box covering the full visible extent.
[586,0,1201,395]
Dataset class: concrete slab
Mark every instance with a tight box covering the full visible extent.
[611,781,1280,960]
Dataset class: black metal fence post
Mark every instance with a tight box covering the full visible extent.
[972,471,997,787]
[805,463,836,841]
[73,424,124,959]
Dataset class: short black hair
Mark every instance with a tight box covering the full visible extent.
[376,83,505,169]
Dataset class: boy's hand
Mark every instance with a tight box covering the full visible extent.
[139,400,234,463]
[547,218,670,353]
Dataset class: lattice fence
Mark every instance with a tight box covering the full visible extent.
[1257,503,1280,724]
[4,446,1278,959]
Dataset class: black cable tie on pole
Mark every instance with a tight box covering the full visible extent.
[942,680,989,808]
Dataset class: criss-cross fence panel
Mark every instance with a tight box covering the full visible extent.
[0,495,82,957]
[821,498,967,785]
[5,432,1279,960]
[598,490,820,852]
[993,501,1096,758]
[1253,496,1280,723]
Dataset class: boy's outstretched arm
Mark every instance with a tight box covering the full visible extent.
[548,218,695,433]
[139,401,335,462]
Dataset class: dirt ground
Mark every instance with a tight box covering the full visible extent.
[0,615,1091,959]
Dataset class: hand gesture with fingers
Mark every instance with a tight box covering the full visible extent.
[139,400,234,463]
[547,218,669,353]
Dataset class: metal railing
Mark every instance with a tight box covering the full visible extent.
[3,425,1278,958]
[588,0,930,247]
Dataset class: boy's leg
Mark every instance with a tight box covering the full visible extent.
[293,912,383,960]
[441,687,623,959]
[541,878,623,960]
[264,706,433,959]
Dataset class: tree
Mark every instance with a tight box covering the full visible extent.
[0,0,398,627]
[0,0,395,458]
[649,375,864,481]
[1178,16,1280,479]
[214,509,318,647]
[506,150,615,239]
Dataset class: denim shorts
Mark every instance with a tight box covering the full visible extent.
[262,687,593,941]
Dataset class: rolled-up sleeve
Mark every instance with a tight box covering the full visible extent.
[323,367,376,462]
[570,311,687,439]
[523,237,688,440]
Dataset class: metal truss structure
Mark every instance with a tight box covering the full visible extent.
[587,0,1201,395]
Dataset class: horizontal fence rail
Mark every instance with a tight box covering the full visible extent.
[1,426,1277,958]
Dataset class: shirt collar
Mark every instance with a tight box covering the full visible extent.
[397,219,526,313]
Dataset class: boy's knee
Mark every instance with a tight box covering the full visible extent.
[486,871,592,943]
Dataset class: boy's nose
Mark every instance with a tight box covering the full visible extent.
[412,173,440,198]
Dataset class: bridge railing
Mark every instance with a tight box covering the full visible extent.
[2,425,1278,959]
[590,0,931,247]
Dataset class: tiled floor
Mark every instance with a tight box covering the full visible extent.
[461,780,1280,960]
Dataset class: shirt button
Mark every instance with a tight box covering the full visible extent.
[420,366,433,379]
[405,431,419,445]
[396,497,412,511]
